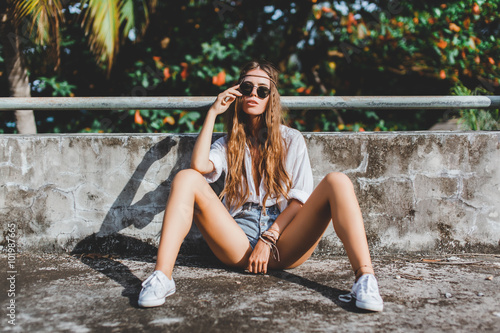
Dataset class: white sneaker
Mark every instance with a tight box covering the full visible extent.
[138,270,176,308]
[351,274,384,312]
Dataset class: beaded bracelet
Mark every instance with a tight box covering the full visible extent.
[261,230,278,244]
[266,228,280,240]
[259,236,280,262]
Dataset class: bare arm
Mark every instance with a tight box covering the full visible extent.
[190,85,241,173]
[268,199,303,235]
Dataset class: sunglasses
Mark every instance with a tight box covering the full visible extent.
[239,81,271,99]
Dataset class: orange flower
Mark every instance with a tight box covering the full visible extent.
[163,67,171,80]
[152,56,161,62]
[437,39,448,49]
[346,12,356,33]
[305,87,312,95]
[488,57,495,65]
[180,62,188,80]
[348,12,357,26]
[472,3,480,15]
[163,116,175,125]
[439,70,446,79]
[463,17,470,29]
[296,87,306,93]
[358,127,365,132]
[322,7,332,13]
[428,17,435,25]
[212,70,226,86]
[475,55,481,64]
[449,23,461,32]
[413,17,419,24]
[134,110,144,125]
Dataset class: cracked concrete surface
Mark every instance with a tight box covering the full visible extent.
[1,132,499,255]
[1,253,499,332]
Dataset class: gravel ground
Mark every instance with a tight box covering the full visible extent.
[1,252,499,332]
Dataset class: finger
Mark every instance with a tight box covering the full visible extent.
[249,261,257,274]
[226,86,242,96]
[247,257,253,272]
[253,262,259,274]
[222,95,235,104]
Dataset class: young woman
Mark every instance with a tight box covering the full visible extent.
[138,60,383,312]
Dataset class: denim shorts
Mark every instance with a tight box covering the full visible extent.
[234,202,280,249]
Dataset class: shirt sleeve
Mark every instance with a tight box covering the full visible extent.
[203,136,228,183]
[286,130,313,204]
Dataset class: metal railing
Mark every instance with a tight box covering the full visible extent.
[0,96,499,111]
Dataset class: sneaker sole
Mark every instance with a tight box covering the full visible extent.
[355,299,383,312]
[138,287,176,308]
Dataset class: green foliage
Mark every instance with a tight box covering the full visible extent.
[451,83,499,130]
[34,77,76,96]
[1,0,499,133]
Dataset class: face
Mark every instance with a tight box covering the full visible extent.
[240,68,272,117]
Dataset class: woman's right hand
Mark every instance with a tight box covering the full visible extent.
[209,84,242,116]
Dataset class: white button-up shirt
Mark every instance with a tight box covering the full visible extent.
[204,125,313,216]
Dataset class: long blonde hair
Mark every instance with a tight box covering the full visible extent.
[221,61,291,211]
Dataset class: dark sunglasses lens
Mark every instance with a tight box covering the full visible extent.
[239,81,271,98]
[240,82,253,95]
[257,87,270,98]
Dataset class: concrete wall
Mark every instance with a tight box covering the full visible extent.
[1,132,499,255]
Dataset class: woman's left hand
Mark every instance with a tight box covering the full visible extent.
[247,240,271,274]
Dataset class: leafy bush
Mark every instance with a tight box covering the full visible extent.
[452,83,499,130]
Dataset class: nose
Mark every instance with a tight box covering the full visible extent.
[249,86,258,97]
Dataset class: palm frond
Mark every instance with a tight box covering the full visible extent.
[119,0,154,41]
[12,0,64,46]
[119,0,136,39]
[82,0,121,73]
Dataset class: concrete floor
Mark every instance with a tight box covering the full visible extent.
[1,252,500,332]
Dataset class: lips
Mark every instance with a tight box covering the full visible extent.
[246,98,259,106]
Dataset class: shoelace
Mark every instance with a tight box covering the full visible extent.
[142,272,166,290]
[338,292,354,303]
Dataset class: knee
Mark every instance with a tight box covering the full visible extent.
[323,172,354,191]
[172,168,205,186]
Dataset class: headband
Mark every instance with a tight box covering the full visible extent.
[240,74,277,87]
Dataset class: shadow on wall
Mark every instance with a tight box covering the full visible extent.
[71,135,222,257]
[69,135,225,307]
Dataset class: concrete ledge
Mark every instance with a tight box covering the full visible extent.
[1,132,499,254]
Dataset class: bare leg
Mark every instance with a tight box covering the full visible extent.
[270,172,374,278]
[155,169,252,278]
